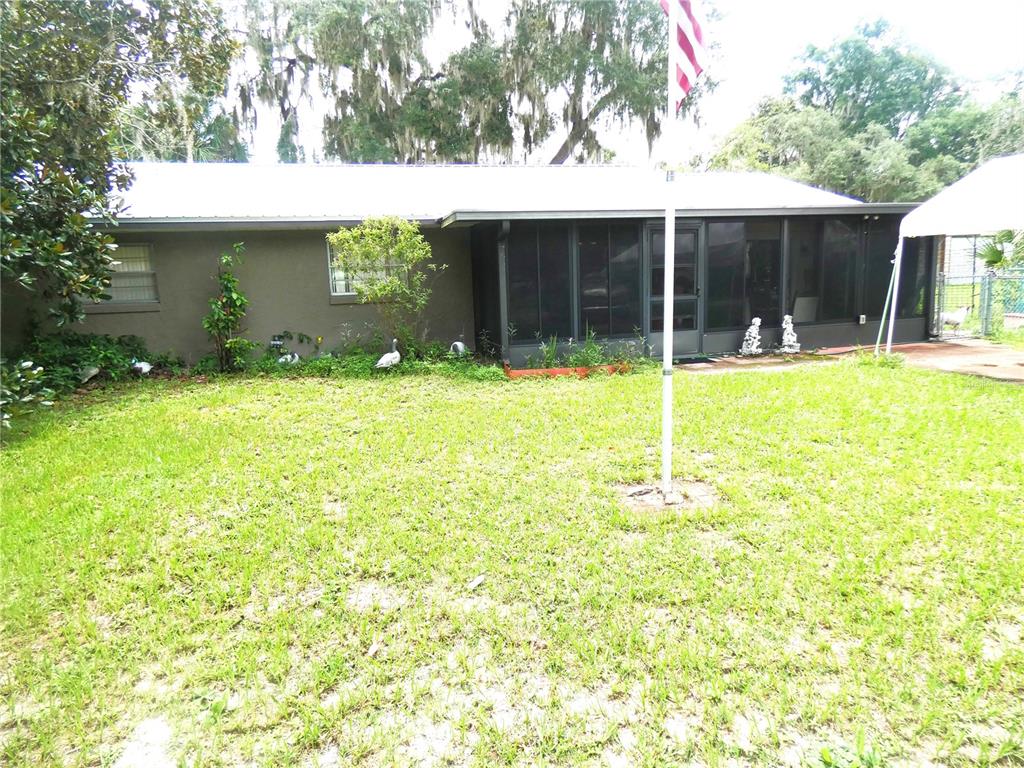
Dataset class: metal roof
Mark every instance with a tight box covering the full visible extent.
[113,162,913,227]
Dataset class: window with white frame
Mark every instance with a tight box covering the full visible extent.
[327,243,405,296]
[109,245,158,302]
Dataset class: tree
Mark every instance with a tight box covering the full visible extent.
[235,0,705,164]
[711,24,1024,202]
[786,20,961,138]
[978,230,1024,267]
[1,0,234,324]
[505,0,709,163]
[114,88,248,163]
[709,99,944,202]
[326,217,442,351]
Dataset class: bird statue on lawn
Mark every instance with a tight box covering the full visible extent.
[375,338,401,369]
[130,358,153,375]
[450,333,468,356]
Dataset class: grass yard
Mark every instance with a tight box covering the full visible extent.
[2,360,1022,767]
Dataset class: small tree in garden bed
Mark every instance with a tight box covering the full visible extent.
[327,217,443,356]
[203,243,256,372]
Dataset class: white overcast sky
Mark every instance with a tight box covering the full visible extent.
[243,0,1024,165]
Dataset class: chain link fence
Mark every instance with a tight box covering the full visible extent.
[933,236,1023,338]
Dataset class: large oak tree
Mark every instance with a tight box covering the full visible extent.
[235,0,709,163]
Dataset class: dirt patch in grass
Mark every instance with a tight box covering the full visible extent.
[112,717,174,768]
[345,580,406,613]
[618,480,718,511]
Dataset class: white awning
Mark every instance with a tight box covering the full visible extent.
[899,153,1024,239]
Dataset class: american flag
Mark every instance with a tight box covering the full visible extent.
[659,0,707,104]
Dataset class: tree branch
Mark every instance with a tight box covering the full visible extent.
[548,90,618,164]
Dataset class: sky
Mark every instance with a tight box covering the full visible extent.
[242,0,1024,165]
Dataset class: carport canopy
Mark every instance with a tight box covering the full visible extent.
[882,153,1024,352]
[899,153,1024,238]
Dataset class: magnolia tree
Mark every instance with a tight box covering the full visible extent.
[326,217,444,354]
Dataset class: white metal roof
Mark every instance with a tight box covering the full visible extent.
[116,162,883,226]
[899,153,1024,238]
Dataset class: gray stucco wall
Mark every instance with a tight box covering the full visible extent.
[1,227,475,362]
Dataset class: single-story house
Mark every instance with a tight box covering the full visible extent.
[1,163,931,366]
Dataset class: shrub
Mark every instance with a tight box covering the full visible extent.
[854,350,905,369]
[565,330,606,368]
[20,331,154,392]
[326,217,444,356]
[244,348,506,382]
[1,359,55,429]
[523,329,650,370]
[202,242,254,372]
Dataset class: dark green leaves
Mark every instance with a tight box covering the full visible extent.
[1,0,234,324]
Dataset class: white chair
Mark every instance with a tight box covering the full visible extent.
[792,296,818,324]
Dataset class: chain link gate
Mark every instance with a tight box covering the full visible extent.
[934,237,1024,338]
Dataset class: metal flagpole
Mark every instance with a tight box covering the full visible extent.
[661,0,678,498]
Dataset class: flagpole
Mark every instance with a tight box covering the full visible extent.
[661,0,678,498]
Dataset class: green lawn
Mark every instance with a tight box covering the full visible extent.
[2,361,1022,767]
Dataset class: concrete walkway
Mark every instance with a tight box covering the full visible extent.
[679,338,1024,382]
[893,338,1024,383]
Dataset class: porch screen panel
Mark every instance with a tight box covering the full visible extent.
[820,219,858,321]
[788,218,860,323]
[537,224,572,338]
[747,221,781,327]
[507,221,572,340]
[579,223,610,335]
[508,222,541,338]
[896,237,929,318]
[706,221,780,330]
[864,218,901,318]
[788,219,820,323]
[579,223,642,337]
[608,223,642,336]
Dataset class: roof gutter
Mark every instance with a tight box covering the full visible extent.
[97,202,919,231]
[98,216,443,232]
[440,203,919,227]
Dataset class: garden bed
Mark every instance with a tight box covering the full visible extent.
[503,362,631,379]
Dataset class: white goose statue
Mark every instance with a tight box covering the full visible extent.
[450,334,468,356]
[375,338,401,369]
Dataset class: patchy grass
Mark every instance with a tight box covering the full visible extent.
[1,361,1022,767]
[991,327,1024,350]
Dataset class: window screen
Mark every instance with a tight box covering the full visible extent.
[109,245,158,302]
